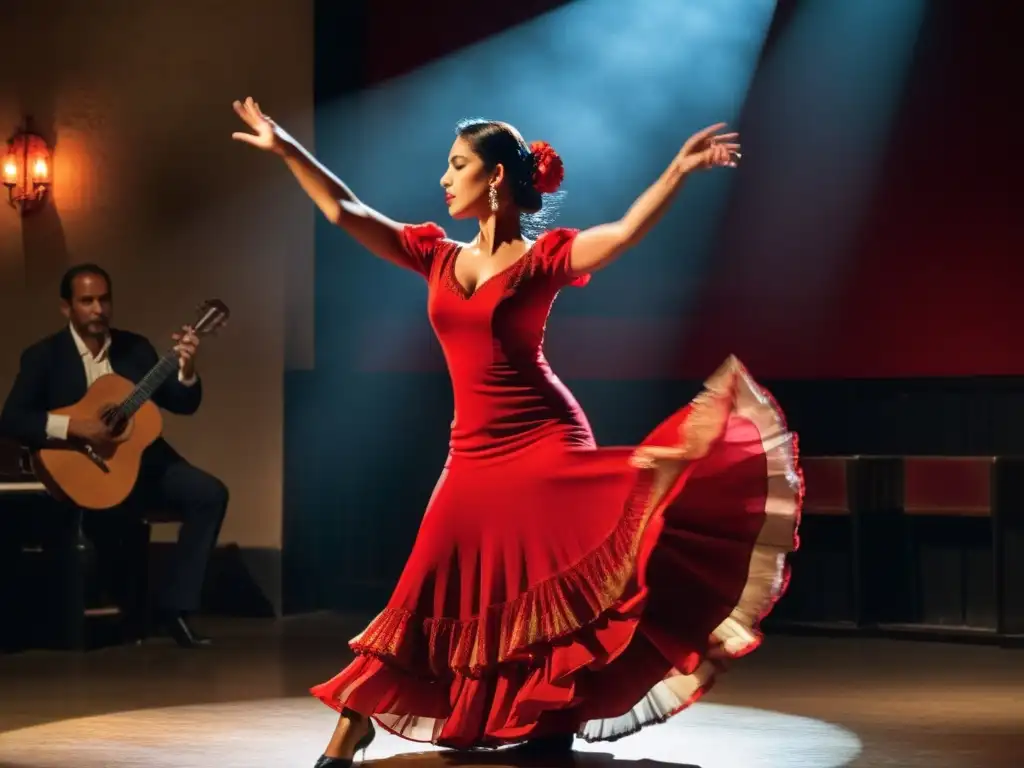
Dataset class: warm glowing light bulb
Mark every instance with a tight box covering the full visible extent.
[2,160,15,181]
[32,157,48,180]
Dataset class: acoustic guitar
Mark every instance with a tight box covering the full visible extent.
[32,299,230,510]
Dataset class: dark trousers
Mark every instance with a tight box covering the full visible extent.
[85,439,228,614]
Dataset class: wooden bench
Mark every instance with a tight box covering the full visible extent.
[0,439,152,651]
[772,456,856,625]
[772,454,1024,642]
[897,457,995,628]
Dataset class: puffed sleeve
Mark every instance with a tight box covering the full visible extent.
[398,222,448,278]
[532,227,591,289]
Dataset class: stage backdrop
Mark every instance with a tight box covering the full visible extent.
[314,0,1018,382]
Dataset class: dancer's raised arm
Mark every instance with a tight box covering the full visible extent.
[569,122,740,276]
[232,97,413,268]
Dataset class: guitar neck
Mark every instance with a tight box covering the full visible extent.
[117,350,181,419]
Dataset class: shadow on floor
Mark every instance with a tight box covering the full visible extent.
[371,752,699,768]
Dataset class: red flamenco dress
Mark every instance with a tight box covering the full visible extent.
[311,223,802,747]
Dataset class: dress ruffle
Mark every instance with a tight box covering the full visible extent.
[311,355,802,748]
[348,468,656,679]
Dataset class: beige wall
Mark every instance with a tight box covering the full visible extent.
[0,1,314,550]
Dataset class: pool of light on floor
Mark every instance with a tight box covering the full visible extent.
[0,697,862,767]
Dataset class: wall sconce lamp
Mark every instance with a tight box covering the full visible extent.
[3,119,52,215]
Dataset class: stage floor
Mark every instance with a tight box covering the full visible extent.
[0,614,1021,768]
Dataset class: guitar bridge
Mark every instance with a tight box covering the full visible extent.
[83,444,110,473]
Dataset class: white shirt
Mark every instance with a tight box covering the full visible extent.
[45,325,197,441]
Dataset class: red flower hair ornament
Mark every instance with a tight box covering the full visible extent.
[529,140,564,194]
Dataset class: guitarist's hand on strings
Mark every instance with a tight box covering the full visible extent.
[67,417,114,446]
[172,326,200,380]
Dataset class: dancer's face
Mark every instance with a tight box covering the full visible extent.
[440,136,503,220]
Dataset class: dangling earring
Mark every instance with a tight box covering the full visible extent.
[488,184,499,212]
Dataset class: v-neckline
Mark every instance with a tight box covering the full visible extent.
[449,236,540,300]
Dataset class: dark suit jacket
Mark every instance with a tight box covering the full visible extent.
[0,327,202,451]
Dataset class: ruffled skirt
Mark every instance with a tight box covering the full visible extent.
[310,356,802,747]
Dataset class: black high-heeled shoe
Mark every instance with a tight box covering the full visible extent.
[313,714,377,768]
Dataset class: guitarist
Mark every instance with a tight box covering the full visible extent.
[0,263,227,649]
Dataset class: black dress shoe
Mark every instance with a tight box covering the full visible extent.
[162,613,212,648]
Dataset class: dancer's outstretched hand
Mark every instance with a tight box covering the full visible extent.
[677,123,741,172]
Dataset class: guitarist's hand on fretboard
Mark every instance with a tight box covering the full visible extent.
[172,325,201,380]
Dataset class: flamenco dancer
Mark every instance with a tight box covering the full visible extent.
[232,97,801,766]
